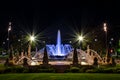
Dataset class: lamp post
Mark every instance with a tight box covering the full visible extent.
[78,35,84,49]
[8,22,11,52]
[28,35,35,58]
[103,23,108,58]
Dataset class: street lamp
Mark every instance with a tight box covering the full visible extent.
[28,35,35,58]
[78,36,84,41]
[103,23,108,57]
[8,22,11,51]
[30,35,35,43]
[78,35,84,49]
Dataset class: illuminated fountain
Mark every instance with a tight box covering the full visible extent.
[46,30,72,59]
[14,30,103,65]
[34,30,73,60]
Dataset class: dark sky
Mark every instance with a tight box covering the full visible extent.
[0,0,120,43]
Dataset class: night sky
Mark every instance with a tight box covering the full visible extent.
[0,0,120,44]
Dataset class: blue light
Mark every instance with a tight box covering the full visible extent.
[46,30,72,57]
[36,30,73,60]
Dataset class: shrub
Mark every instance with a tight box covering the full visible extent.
[102,68,114,73]
[79,67,86,72]
[85,69,96,73]
[70,67,79,73]
[116,70,120,73]
[38,69,55,73]
[79,66,95,73]
[13,66,25,73]
[23,68,29,73]
[4,67,13,73]
[113,67,120,73]
[0,64,5,74]
[27,66,55,73]
[4,66,27,73]
[64,69,70,73]
[0,68,5,74]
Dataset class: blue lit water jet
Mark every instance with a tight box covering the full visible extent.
[56,30,62,56]
[46,30,72,59]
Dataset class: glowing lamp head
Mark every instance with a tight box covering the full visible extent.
[78,36,84,41]
[8,28,11,31]
[30,35,35,42]
[103,23,107,32]
[8,22,12,31]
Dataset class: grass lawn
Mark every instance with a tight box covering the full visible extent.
[0,73,120,80]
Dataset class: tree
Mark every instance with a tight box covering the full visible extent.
[93,57,98,66]
[43,47,48,65]
[23,58,28,67]
[110,57,116,66]
[73,48,78,66]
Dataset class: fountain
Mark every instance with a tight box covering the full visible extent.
[46,30,73,59]
[34,30,73,60]
[14,30,103,65]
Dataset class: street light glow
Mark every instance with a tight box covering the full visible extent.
[26,32,39,45]
[77,35,84,49]
[103,23,107,32]
[103,22,109,58]
[8,27,11,31]
[8,22,11,31]
[8,22,12,51]
[78,35,84,41]
[30,35,35,42]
